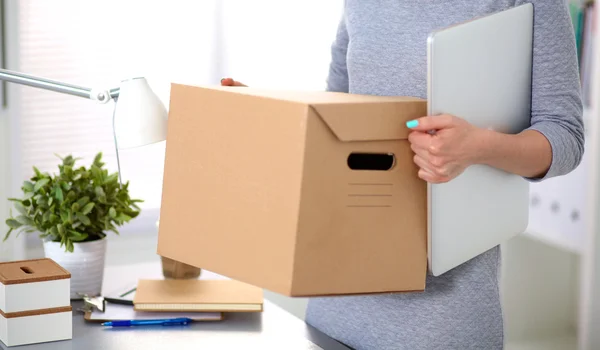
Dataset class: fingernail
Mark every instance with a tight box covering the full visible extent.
[406,120,419,128]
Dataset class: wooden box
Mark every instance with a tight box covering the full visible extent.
[0,258,72,346]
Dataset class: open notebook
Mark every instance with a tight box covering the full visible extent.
[133,279,264,312]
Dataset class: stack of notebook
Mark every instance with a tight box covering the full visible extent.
[85,279,263,323]
[133,279,264,313]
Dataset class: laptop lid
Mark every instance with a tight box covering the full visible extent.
[427,4,533,276]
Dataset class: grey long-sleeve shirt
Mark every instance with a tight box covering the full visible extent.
[305,1,584,349]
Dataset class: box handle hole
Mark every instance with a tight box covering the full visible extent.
[347,153,395,171]
[20,266,33,274]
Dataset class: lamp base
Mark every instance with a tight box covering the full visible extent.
[160,256,201,280]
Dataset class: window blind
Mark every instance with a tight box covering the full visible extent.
[16,0,220,211]
[14,0,342,255]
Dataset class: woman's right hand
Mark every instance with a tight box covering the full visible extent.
[220,78,247,87]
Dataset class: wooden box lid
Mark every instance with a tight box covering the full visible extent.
[0,258,70,285]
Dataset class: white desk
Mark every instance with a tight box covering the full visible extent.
[0,261,349,350]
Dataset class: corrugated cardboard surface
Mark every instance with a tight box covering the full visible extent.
[158,84,428,296]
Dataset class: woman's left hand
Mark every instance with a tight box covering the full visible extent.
[406,114,485,184]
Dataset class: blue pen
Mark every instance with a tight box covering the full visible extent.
[102,317,193,327]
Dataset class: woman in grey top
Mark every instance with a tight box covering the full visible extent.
[222,0,584,348]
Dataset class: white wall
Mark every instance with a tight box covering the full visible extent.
[0,0,23,262]
[501,235,579,343]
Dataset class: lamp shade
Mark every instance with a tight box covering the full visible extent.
[113,77,168,149]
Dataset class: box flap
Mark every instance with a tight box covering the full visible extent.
[310,99,427,142]
[178,85,427,142]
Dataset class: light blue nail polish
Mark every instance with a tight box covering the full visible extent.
[406,120,419,128]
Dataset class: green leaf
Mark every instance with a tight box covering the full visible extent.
[72,221,82,229]
[69,230,88,242]
[62,155,77,167]
[107,223,119,234]
[23,192,35,200]
[95,186,105,198]
[13,202,27,216]
[63,165,73,177]
[33,178,50,192]
[22,181,34,192]
[57,224,66,235]
[3,228,13,242]
[104,173,119,185]
[62,182,72,191]
[114,198,127,208]
[48,196,53,207]
[76,213,91,226]
[109,207,117,218]
[81,203,95,215]
[54,187,63,202]
[91,166,102,181]
[76,196,90,207]
[93,153,103,166]
[36,197,47,207]
[116,213,132,223]
[15,215,34,226]
[71,202,80,212]
[66,240,74,253]
[6,219,22,229]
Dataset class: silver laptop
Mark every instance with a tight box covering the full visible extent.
[427,4,533,276]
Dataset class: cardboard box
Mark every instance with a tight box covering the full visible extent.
[158,84,428,297]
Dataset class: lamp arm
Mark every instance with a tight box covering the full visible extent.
[0,68,120,104]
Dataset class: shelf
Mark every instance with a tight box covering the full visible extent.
[506,333,577,350]
[525,121,593,255]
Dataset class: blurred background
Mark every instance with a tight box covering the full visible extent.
[0,0,597,349]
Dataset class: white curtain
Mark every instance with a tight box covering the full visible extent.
[13,0,343,251]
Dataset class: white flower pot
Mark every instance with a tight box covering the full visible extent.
[43,238,107,299]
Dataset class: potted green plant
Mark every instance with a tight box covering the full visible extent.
[4,153,142,298]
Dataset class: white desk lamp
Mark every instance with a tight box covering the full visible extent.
[0,68,168,182]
